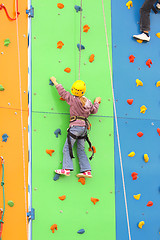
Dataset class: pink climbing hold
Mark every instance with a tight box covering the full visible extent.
[157,128,160,136]
[146,59,152,68]
[127,99,133,105]
[146,201,153,207]
[129,55,135,63]
[137,132,143,137]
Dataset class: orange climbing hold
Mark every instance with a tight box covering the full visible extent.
[50,224,58,233]
[137,132,143,137]
[91,197,99,205]
[78,177,86,185]
[157,128,160,136]
[146,201,153,207]
[60,97,65,101]
[57,3,64,9]
[89,146,96,153]
[83,24,90,32]
[46,149,55,156]
[89,54,95,63]
[64,68,71,73]
[127,99,133,105]
[131,172,138,180]
[129,55,135,63]
[58,195,66,201]
[57,41,64,49]
[146,59,152,68]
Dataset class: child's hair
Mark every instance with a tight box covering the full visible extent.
[79,96,87,107]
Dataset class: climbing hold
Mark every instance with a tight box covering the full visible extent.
[136,79,143,87]
[136,39,143,43]
[2,134,8,142]
[140,105,147,114]
[74,5,82,12]
[146,201,153,207]
[157,128,160,136]
[89,54,95,63]
[57,3,64,9]
[60,97,65,101]
[129,54,135,63]
[138,221,145,229]
[53,173,60,181]
[126,0,133,9]
[50,224,58,233]
[58,195,66,201]
[156,81,160,87]
[146,59,152,68]
[137,132,143,137]
[8,201,14,207]
[78,177,86,185]
[131,172,138,180]
[54,128,61,138]
[49,79,54,86]
[77,229,85,234]
[156,32,160,38]
[89,146,96,153]
[4,38,11,46]
[144,154,149,163]
[57,41,64,49]
[64,68,71,73]
[133,194,141,200]
[91,197,99,205]
[0,85,4,91]
[83,24,90,33]
[77,44,85,51]
[46,149,55,156]
[127,99,133,105]
[128,151,135,157]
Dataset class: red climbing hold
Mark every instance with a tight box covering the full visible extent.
[60,97,65,101]
[91,197,99,205]
[46,149,55,156]
[89,54,95,63]
[127,99,133,105]
[78,177,86,185]
[146,59,152,68]
[50,224,58,233]
[64,68,71,73]
[58,195,66,201]
[83,24,90,32]
[137,132,143,137]
[57,3,64,9]
[89,146,96,153]
[57,41,64,49]
[131,172,138,180]
[146,201,153,207]
[157,128,160,136]
[129,55,135,63]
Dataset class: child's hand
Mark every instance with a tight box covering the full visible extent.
[94,97,101,104]
[50,76,58,86]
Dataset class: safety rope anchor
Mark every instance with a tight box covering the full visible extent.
[26,5,34,18]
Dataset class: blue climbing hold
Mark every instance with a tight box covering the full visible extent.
[77,44,85,51]
[54,128,61,138]
[74,5,82,13]
[77,229,85,234]
[49,79,54,86]
[53,173,60,181]
[2,134,8,142]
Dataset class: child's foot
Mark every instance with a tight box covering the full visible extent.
[133,32,150,42]
[76,171,92,178]
[55,169,70,176]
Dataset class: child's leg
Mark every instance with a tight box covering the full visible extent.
[62,137,76,170]
[77,138,91,173]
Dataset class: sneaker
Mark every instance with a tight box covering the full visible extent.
[133,33,150,42]
[156,2,160,10]
[55,169,70,176]
[76,171,92,178]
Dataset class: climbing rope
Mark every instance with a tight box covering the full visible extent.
[78,0,83,80]
[0,0,20,20]
[101,1,132,240]
[0,156,5,240]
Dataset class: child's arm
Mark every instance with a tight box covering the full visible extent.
[50,76,74,105]
[90,97,101,114]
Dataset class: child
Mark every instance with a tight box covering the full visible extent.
[133,0,160,42]
[50,76,101,178]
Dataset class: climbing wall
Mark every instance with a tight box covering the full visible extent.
[112,0,160,239]
[31,0,116,239]
[0,0,28,240]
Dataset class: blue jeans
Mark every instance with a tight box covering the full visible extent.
[62,126,91,172]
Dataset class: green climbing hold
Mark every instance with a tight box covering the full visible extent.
[0,85,4,91]
[8,201,14,207]
[4,39,11,47]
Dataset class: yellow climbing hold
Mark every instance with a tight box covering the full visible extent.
[138,221,145,229]
[156,81,160,87]
[140,105,147,114]
[136,79,143,87]
[136,39,143,43]
[144,154,149,163]
[133,194,141,200]
[126,0,133,9]
[128,151,135,157]
[156,32,160,38]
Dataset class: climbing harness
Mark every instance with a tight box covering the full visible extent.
[67,116,94,160]
[0,157,5,240]
[0,0,20,20]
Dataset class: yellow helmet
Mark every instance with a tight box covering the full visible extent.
[71,80,86,97]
